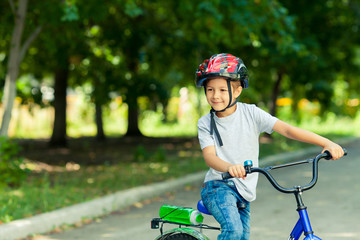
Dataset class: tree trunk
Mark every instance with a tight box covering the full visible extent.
[49,67,68,147]
[95,101,106,141]
[269,71,284,117]
[124,56,142,137]
[125,90,142,137]
[291,87,302,124]
[0,0,28,137]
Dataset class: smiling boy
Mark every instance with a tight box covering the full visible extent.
[195,53,344,240]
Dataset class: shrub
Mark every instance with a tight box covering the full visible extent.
[0,137,28,187]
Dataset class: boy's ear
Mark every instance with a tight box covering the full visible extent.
[234,86,243,98]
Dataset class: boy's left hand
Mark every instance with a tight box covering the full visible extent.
[322,142,344,160]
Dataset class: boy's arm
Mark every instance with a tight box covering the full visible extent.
[202,145,246,179]
[272,120,344,160]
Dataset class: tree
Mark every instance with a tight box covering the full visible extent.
[97,0,178,137]
[0,0,81,147]
[20,0,82,147]
[50,49,70,146]
[0,0,41,138]
[102,0,299,136]
[279,0,360,116]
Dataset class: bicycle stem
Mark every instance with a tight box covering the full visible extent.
[294,187,306,210]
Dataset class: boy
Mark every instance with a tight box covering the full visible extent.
[195,53,344,240]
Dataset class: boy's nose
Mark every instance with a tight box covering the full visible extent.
[213,90,220,98]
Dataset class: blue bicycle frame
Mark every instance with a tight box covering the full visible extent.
[290,208,320,240]
[288,180,321,240]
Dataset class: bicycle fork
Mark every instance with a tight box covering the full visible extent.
[288,189,321,240]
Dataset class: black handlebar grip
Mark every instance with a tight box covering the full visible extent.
[222,172,232,180]
[324,147,348,160]
[324,150,332,160]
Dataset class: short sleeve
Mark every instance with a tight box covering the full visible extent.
[197,115,215,150]
[251,105,278,134]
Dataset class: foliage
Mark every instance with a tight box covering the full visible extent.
[133,144,149,162]
[1,0,359,141]
[0,137,28,188]
[133,145,166,163]
[61,0,79,22]
[278,0,360,115]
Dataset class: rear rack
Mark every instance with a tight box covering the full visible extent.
[151,218,220,231]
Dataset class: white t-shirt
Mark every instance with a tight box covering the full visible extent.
[197,102,278,202]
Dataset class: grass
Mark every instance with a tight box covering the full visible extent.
[0,132,354,224]
[0,157,206,222]
[0,137,208,223]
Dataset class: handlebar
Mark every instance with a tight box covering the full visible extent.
[222,148,347,194]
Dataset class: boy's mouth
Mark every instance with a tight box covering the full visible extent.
[212,101,223,104]
[211,102,225,110]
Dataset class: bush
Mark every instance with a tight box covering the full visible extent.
[133,144,166,163]
[0,137,28,187]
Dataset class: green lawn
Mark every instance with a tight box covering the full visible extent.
[0,132,352,223]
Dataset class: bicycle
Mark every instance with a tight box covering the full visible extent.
[151,149,347,240]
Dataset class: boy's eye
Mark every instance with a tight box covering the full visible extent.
[221,89,228,92]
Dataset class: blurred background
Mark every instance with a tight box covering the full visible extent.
[0,0,359,225]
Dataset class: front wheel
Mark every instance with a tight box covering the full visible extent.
[164,233,198,240]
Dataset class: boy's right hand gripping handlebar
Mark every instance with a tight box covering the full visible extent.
[221,160,253,180]
[222,148,347,181]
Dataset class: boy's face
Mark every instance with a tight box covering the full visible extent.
[205,78,242,113]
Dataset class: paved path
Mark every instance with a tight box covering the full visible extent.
[36,141,360,240]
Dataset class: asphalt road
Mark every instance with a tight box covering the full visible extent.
[38,141,360,240]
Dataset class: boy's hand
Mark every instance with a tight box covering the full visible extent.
[322,142,344,160]
[228,164,246,180]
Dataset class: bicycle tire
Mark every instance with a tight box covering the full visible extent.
[163,233,198,240]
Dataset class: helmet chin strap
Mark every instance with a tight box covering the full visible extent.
[209,80,239,147]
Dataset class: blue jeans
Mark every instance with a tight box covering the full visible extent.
[201,180,250,240]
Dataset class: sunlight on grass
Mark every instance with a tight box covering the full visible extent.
[0,156,208,223]
[4,90,360,139]
[298,113,360,136]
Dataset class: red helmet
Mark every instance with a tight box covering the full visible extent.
[195,53,249,88]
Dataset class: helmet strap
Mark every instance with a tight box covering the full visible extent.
[210,109,223,146]
[209,79,239,147]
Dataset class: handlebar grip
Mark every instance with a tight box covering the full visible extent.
[222,172,232,180]
[324,147,347,160]
[222,161,253,179]
[324,150,332,160]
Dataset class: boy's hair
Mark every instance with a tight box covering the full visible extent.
[230,80,242,89]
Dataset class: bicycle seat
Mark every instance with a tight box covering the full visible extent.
[197,200,212,215]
